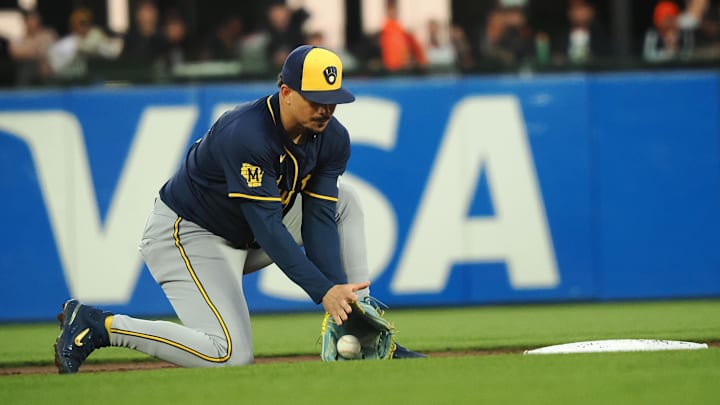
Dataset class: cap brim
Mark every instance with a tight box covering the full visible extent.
[300,88,355,104]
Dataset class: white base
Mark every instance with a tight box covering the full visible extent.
[524,339,709,355]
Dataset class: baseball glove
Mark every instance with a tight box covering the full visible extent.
[320,296,396,361]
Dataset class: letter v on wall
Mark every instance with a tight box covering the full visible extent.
[0,107,198,304]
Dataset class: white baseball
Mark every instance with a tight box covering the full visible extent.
[337,335,362,359]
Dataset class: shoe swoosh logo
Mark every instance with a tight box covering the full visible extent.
[69,304,81,325]
[74,328,90,346]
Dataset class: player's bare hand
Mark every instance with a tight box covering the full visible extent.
[322,281,371,325]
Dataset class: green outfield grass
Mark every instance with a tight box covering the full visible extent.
[1,299,719,404]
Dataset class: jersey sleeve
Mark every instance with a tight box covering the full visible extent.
[301,123,351,285]
[241,201,335,303]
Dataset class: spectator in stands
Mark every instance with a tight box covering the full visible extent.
[644,1,685,62]
[449,24,476,71]
[197,15,244,61]
[479,3,535,68]
[46,7,122,79]
[120,0,165,64]
[643,0,707,62]
[264,2,307,69]
[425,19,456,71]
[8,9,57,86]
[552,0,612,66]
[160,9,193,69]
[379,0,427,72]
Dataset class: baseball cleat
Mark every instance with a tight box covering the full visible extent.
[392,342,427,359]
[54,299,112,374]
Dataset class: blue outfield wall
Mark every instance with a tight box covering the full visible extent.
[1,71,719,322]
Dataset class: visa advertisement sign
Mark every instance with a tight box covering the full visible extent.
[2,72,719,321]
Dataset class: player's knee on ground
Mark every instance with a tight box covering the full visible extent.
[203,335,253,367]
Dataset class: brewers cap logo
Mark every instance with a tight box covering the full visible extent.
[323,66,337,85]
[241,163,263,187]
[285,46,354,103]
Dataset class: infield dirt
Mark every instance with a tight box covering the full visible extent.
[5,343,719,376]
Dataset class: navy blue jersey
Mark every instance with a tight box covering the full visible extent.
[160,93,350,303]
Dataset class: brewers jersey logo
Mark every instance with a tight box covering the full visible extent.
[323,66,337,85]
[241,163,263,187]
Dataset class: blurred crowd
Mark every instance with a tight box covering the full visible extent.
[463,0,720,70]
[0,0,719,87]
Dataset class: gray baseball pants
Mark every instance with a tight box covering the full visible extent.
[108,182,370,367]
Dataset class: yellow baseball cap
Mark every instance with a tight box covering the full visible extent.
[280,45,355,104]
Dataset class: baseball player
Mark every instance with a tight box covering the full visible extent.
[54,45,424,373]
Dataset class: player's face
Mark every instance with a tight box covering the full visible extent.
[288,89,336,134]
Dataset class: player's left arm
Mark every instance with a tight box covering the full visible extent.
[301,124,351,284]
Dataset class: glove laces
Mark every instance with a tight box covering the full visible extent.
[361,295,389,315]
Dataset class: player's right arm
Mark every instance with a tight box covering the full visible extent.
[239,201,335,303]
[236,182,367,323]
[241,201,369,323]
